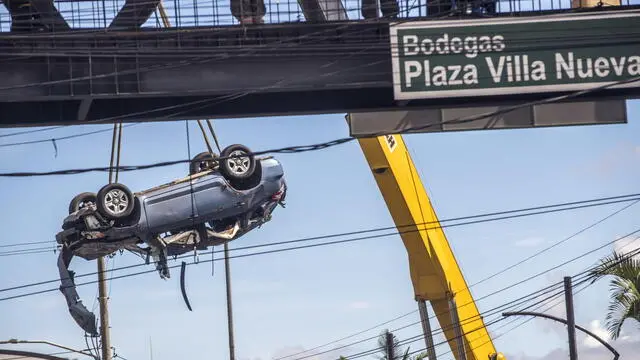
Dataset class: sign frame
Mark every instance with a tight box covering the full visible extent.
[389,9,640,100]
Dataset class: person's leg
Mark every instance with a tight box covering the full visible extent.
[361,0,378,19]
[230,0,255,24]
[380,0,399,18]
[252,0,266,23]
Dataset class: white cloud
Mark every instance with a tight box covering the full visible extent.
[506,336,640,360]
[348,301,371,310]
[534,295,566,336]
[583,320,611,348]
[572,141,640,177]
[514,237,545,248]
[506,317,640,360]
[612,235,640,259]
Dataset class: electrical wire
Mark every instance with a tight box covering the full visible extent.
[2,73,640,177]
[0,125,66,138]
[289,277,572,360]
[274,197,640,359]
[337,271,598,360]
[425,277,595,360]
[334,244,632,360]
[437,237,640,360]
[304,255,632,360]
[0,123,141,148]
[0,5,635,126]
[1,192,637,290]
[2,223,638,347]
[322,232,640,360]
[1,190,636,253]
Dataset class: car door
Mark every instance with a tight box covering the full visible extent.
[143,181,200,233]
[193,175,246,221]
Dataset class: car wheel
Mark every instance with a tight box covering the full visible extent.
[220,144,256,181]
[96,183,135,220]
[189,151,218,175]
[230,160,262,191]
[68,192,97,214]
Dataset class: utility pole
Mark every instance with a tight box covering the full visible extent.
[564,276,578,360]
[98,122,121,360]
[97,257,111,360]
[224,242,236,360]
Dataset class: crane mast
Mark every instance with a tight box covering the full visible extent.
[352,126,498,360]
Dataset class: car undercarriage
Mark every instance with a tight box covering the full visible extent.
[55,144,286,335]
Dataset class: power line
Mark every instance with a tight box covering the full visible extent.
[1,192,637,293]
[275,197,640,359]
[291,245,640,360]
[0,240,58,249]
[339,271,598,360]
[0,123,141,148]
[426,277,596,360]
[1,191,637,252]
[290,276,571,360]
[3,224,638,348]
[0,125,65,138]
[1,73,639,177]
[323,232,640,360]
[338,244,633,360]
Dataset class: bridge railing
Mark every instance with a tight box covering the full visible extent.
[0,0,638,32]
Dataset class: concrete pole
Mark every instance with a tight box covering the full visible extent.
[564,277,578,360]
[224,242,236,360]
[98,257,111,360]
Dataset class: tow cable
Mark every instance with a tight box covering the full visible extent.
[180,119,224,312]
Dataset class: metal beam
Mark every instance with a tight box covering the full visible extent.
[354,133,497,360]
[297,0,348,22]
[108,0,162,29]
[1,7,640,127]
[2,0,69,31]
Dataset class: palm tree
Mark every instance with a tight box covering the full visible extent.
[589,250,640,340]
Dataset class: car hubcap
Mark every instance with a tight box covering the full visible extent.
[104,189,129,215]
[226,150,251,176]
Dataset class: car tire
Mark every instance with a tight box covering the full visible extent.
[190,151,218,175]
[219,144,256,181]
[96,183,135,220]
[68,192,97,214]
[230,160,262,191]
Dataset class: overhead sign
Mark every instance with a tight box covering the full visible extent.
[389,10,640,100]
[347,100,628,137]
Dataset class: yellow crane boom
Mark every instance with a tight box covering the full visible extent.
[352,127,498,360]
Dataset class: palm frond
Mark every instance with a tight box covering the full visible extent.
[603,270,640,339]
[589,251,640,283]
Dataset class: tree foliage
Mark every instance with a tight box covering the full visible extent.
[374,329,428,360]
[589,250,640,339]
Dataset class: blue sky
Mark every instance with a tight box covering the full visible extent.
[1,99,639,360]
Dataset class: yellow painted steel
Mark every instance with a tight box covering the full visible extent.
[159,3,496,357]
[353,129,496,360]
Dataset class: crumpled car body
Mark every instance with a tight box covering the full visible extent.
[55,147,286,335]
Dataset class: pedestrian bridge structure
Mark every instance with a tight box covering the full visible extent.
[0,0,638,127]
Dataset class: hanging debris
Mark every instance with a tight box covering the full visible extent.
[56,143,287,333]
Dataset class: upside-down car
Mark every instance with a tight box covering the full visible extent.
[56,144,287,335]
